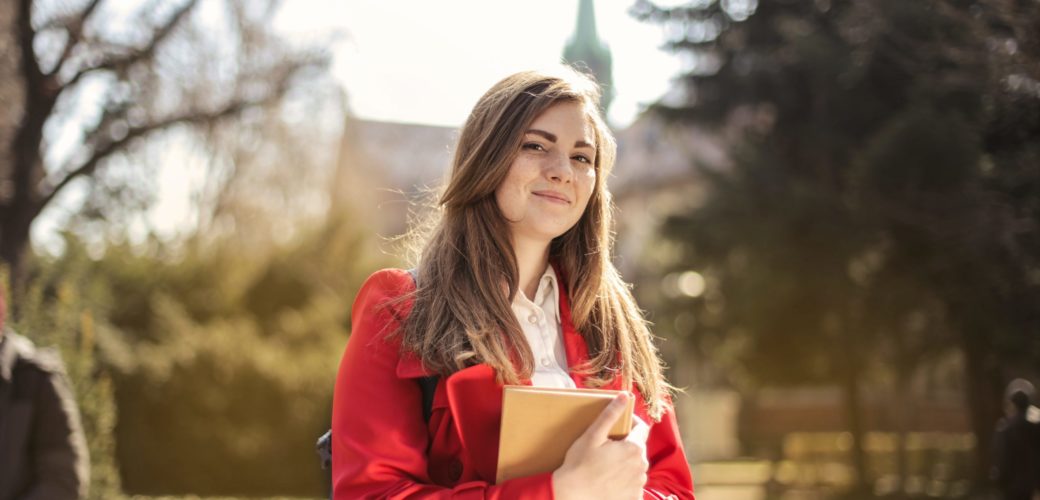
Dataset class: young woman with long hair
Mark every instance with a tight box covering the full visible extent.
[331,67,695,499]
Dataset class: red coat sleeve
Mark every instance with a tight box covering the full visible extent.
[332,269,556,499]
[642,402,696,499]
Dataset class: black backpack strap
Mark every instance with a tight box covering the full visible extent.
[316,382,440,470]
[318,267,437,474]
[417,375,438,423]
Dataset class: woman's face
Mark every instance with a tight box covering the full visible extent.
[495,101,597,245]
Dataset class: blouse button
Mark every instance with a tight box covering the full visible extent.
[541,358,551,367]
[528,314,538,324]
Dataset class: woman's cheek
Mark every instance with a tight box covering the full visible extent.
[506,190,527,221]
[578,178,595,210]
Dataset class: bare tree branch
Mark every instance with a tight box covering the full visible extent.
[47,0,104,77]
[60,0,198,92]
[4,0,334,294]
[31,40,323,220]
[34,100,253,217]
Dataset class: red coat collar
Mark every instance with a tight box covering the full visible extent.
[395,262,597,384]
[391,263,633,480]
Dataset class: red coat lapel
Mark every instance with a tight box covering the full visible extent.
[444,364,501,481]
[399,269,618,483]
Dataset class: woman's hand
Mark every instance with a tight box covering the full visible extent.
[552,392,649,500]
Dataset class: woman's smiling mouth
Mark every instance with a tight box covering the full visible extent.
[532,190,571,204]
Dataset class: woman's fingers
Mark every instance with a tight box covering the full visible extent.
[580,392,631,445]
[627,415,650,445]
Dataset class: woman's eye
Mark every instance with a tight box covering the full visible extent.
[522,142,546,152]
[573,155,592,164]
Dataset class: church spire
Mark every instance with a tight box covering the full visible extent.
[563,0,614,118]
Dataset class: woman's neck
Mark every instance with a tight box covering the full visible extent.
[512,236,551,300]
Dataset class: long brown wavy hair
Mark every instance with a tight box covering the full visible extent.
[396,67,672,420]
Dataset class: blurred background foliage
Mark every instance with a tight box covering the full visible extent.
[1,0,388,497]
[13,214,389,498]
[632,0,1040,496]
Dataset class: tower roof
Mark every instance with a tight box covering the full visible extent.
[563,0,614,117]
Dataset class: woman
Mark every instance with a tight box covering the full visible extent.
[332,67,695,499]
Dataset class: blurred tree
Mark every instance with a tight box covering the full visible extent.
[21,209,390,496]
[634,0,1040,492]
[108,214,388,496]
[0,0,330,297]
[1,0,354,495]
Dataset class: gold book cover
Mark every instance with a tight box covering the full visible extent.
[496,385,634,484]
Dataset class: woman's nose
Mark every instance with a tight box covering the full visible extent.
[544,152,573,183]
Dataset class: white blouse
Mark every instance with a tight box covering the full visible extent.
[510,265,577,389]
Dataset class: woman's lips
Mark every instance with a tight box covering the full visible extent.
[532,191,570,204]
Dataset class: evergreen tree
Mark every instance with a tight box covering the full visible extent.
[635,0,1040,492]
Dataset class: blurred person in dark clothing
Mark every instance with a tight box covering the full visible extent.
[993,378,1040,500]
[0,289,89,499]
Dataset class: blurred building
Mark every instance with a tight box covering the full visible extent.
[610,113,727,276]
[330,117,455,236]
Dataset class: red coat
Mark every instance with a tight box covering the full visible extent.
[332,268,696,499]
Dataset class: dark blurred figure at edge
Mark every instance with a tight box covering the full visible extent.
[0,288,89,499]
[993,378,1040,500]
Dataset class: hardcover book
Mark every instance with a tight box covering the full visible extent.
[496,385,634,483]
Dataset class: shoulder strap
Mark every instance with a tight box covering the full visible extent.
[417,376,438,423]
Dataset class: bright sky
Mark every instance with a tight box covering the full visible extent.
[274,0,682,128]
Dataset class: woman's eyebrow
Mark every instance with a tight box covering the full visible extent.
[526,129,557,142]
[526,129,595,149]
